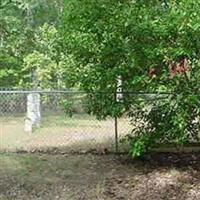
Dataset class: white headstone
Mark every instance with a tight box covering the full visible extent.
[24,117,32,133]
[24,93,41,133]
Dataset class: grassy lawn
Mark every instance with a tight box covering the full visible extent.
[0,115,131,152]
[0,153,200,200]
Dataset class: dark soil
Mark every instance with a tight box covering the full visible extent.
[0,152,200,200]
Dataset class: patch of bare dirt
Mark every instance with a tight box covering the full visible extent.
[0,153,200,200]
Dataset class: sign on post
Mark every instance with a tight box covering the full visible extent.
[116,75,123,102]
[115,75,123,152]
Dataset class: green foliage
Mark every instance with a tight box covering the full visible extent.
[127,93,200,157]
[21,23,63,89]
[0,0,63,88]
[60,99,74,118]
[0,54,22,87]
[22,51,57,88]
[60,0,200,157]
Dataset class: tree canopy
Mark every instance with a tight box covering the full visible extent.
[60,0,200,156]
[60,0,200,92]
[0,0,63,88]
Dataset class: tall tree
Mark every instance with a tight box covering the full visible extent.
[0,0,63,88]
[60,0,200,155]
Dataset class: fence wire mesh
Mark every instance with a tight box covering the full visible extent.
[0,90,131,153]
[1,90,199,154]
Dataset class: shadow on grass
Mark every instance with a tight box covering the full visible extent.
[0,152,200,200]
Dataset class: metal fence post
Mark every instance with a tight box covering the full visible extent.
[115,116,119,153]
[115,75,123,153]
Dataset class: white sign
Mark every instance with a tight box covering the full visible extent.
[116,75,123,102]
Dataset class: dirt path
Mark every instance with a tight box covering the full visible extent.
[0,153,200,200]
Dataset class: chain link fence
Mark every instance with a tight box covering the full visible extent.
[0,90,132,153]
[1,90,199,154]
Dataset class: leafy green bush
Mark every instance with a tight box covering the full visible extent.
[60,0,200,157]
[60,99,74,118]
[127,93,200,157]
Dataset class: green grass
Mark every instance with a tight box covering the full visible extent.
[0,114,131,152]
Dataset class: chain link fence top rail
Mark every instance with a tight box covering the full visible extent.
[0,90,132,153]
